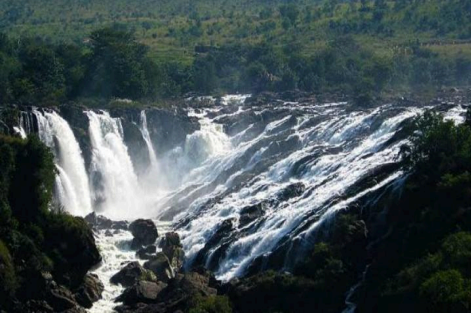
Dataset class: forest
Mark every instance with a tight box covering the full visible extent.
[0,0,470,106]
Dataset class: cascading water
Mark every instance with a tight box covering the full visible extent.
[10,97,467,313]
[87,111,142,219]
[157,102,425,281]
[13,112,28,139]
[139,110,158,167]
[33,109,93,216]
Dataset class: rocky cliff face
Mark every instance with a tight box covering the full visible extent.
[0,104,200,175]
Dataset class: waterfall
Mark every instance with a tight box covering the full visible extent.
[87,111,141,219]
[139,110,158,166]
[13,118,27,139]
[13,112,33,139]
[160,103,424,281]
[33,109,92,216]
[17,100,466,286]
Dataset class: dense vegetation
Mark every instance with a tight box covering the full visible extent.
[0,133,100,312]
[357,112,471,312]
[1,0,471,106]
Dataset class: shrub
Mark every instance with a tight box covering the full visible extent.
[420,270,470,307]
[0,240,17,295]
[189,295,233,313]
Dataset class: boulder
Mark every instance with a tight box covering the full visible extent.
[113,270,218,313]
[136,245,157,260]
[84,212,112,229]
[159,232,185,271]
[143,253,174,283]
[112,221,129,230]
[129,219,158,248]
[159,232,182,249]
[116,281,167,305]
[277,182,305,202]
[165,247,185,272]
[152,272,217,309]
[111,262,156,288]
[74,273,104,308]
[239,203,266,227]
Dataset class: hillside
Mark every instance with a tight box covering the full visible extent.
[1,0,470,63]
[0,0,470,107]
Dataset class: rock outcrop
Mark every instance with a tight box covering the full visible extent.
[84,212,128,231]
[136,245,157,260]
[159,232,185,271]
[115,270,218,313]
[143,253,174,283]
[116,281,167,305]
[74,273,104,308]
[110,262,157,288]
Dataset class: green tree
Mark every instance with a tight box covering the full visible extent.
[84,27,156,99]
[279,4,299,26]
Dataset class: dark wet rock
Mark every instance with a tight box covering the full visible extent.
[112,221,129,230]
[74,273,104,309]
[111,262,156,287]
[159,232,182,249]
[116,281,167,305]
[239,203,266,227]
[159,232,185,271]
[121,271,217,312]
[84,212,128,231]
[136,245,157,260]
[113,267,219,313]
[105,230,113,237]
[22,300,54,313]
[129,219,158,248]
[130,239,144,250]
[193,219,235,270]
[166,247,185,272]
[114,303,152,313]
[143,252,174,283]
[85,212,112,229]
[47,285,77,312]
[277,182,306,202]
[244,92,279,106]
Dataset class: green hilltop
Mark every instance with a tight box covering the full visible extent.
[0,0,470,105]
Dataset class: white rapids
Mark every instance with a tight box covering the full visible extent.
[13,96,468,312]
[89,221,171,313]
